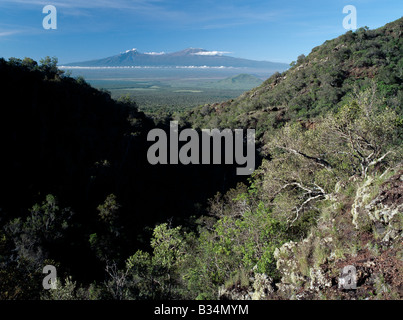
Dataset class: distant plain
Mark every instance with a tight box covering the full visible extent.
[61,66,271,112]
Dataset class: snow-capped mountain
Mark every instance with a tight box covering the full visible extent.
[65,48,289,71]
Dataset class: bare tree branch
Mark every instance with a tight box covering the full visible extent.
[278,146,333,170]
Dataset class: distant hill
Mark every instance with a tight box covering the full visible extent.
[210,73,263,90]
[182,17,403,143]
[64,48,289,72]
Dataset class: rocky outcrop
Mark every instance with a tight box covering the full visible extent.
[218,272,274,300]
[218,285,253,300]
[309,267,332,292]
[271,169,403,300]
[273,240,305,297]
[252,273,274,300]
[273,234,336,298]
[352,170,402,243]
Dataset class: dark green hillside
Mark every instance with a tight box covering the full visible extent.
[127,18,402,300]
[181,17,403,143]
[0,57,244,299]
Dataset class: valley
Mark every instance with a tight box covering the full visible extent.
[0,11,402,302]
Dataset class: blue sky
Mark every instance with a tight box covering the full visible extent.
[0,0,402,64]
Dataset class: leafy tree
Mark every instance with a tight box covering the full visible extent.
[39,56,63,78]
[22,57,38,70]
[325,87,402,177]
[97,194,121,236]
[258,86,402,226]
[5,194,72,268]
[125,223,188,299]
[182,186,290,299]
[41,276,101,300]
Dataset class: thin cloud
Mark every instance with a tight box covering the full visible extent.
[144,52,166,55]
[0,30,20,37]
[0,0,157,10]
[0,0,287,29]
[198,7,288,30]
[192,51,231,56]
[0,0,184,19]
[0,28,27,37]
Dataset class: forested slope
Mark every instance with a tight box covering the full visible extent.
[180,18,403,144]
[0,57,243,299]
